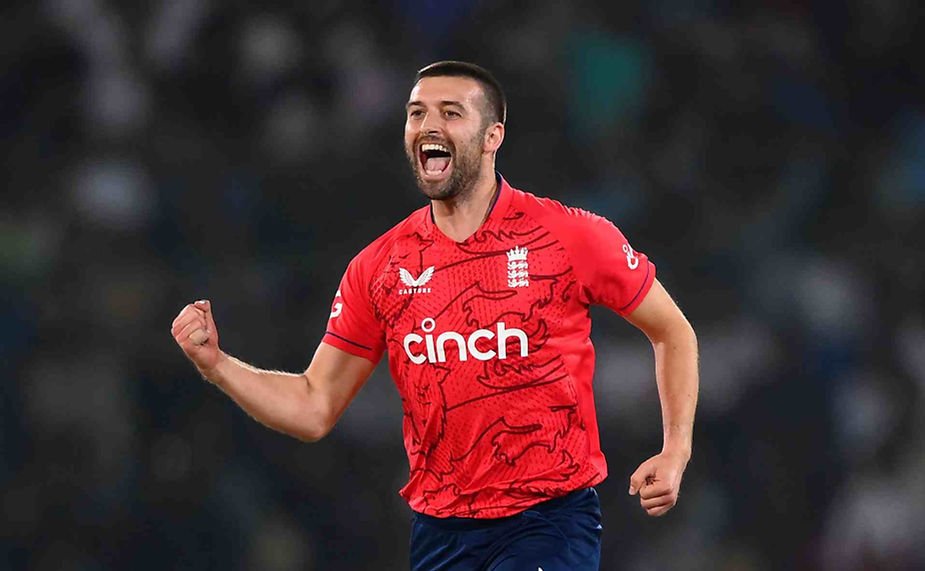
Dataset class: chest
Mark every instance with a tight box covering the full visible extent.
[369,233,580,342]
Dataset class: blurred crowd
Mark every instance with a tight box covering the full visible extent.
[2,0,924,569]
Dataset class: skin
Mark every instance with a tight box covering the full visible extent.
[404,83,484,203]
[170,74,699,518]
[404,75,504,242]
[624,280,698,517]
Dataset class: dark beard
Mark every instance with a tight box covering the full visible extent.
[405,131,483,201]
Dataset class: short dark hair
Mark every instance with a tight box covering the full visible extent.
[415,61,507,125]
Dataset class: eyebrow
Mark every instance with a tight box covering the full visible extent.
[406,100,466,109]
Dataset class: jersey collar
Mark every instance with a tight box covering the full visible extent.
[425,172,514,244]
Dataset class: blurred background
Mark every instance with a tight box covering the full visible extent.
[2,0,924,569]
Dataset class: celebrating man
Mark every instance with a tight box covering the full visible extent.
[171,61,699,570]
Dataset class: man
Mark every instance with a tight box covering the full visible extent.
[171,61,698,570]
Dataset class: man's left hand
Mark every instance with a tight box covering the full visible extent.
[628,451,689,517]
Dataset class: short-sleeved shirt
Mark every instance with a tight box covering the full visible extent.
[323,175,655,518]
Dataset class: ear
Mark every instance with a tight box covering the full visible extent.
[483,122,505,154]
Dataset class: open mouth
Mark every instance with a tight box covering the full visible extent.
[418,143,453,179]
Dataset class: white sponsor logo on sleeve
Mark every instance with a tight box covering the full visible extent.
[623,243,639,270]
[329,289,343,318]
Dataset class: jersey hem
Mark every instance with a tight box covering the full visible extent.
[404,471,607,519]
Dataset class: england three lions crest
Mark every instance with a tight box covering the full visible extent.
[506,246,529,288]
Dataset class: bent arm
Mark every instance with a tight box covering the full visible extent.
[203,343,377,442]
[625,279,699,460]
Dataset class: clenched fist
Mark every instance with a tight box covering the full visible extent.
[628,450,689,517]
[171,299,222,376]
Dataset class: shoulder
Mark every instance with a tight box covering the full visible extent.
[511,184,635,270]
[348,205,429,271]
[513,186,616,237]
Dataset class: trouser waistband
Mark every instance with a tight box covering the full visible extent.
[412,488,595,531]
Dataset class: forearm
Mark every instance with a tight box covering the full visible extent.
[202,352,329,442]
[651,320,699,460]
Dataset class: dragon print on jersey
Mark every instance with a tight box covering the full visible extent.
[369,210,596,518]
[323,176,656,519]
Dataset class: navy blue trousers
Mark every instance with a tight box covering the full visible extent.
[410,488,602,571]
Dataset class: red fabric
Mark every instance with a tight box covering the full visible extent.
[323,176,655,518]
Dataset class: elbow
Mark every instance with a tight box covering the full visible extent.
[292,373,342,443]
[678,318,697,350]
[651,315,697,348]
[297,429,325,443]
[295,406,338,443]
[296,423,331,443]
[683,318,697,345]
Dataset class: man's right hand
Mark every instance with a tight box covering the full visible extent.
[169,299,378,441]
[171,299,223,377]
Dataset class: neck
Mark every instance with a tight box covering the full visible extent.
[431,167,498,242]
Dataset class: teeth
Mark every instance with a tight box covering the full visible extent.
[421,143,450,154]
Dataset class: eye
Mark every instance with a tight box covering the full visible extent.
[444,110,461,119]
[408,109,424,119]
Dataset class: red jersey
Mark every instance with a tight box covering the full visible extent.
[323,176,655,518]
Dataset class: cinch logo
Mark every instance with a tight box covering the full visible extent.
[402,317,529,364]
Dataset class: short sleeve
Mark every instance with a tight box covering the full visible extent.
[322,256,386,363]
[565,211,656,316]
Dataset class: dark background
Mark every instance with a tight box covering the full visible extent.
[2,1,924,569]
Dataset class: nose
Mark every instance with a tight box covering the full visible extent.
[419,110,443,135]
